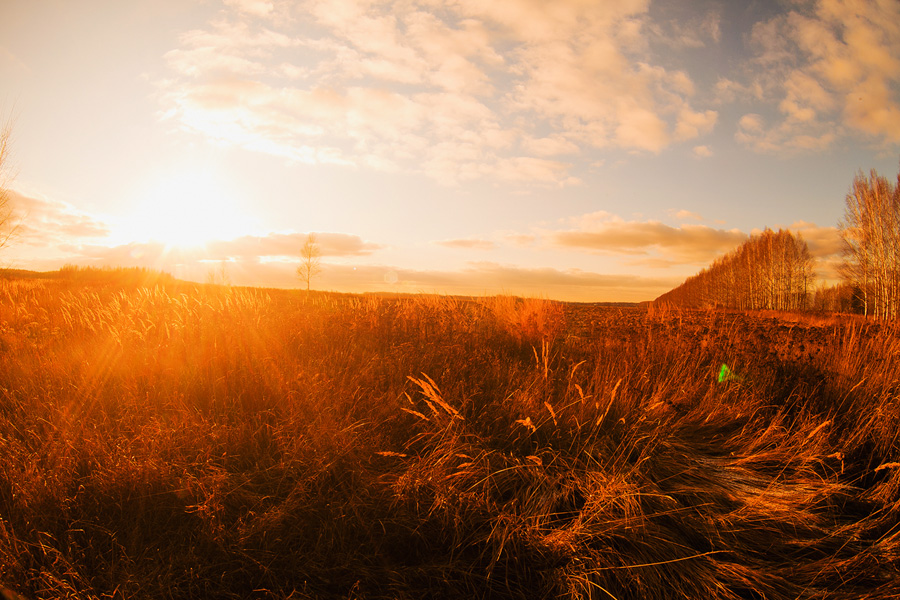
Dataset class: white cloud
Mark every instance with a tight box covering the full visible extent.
[736,0,900,153]
[159,0,720,185]
[223,0,274,18]
[669,209,704,221]
[736,111,836,154]
[434,238,496,250]
[675,108,718,142]
[6,190,110,247]
[546,211,746,265]
[785,220,842,258]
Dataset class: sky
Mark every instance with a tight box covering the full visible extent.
[1,0,899,302]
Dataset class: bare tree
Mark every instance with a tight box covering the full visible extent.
[840,165,900,319]
[655,228,814,311]
[206,260,231,287]
[297,233,322,292]
[0,119,17,251]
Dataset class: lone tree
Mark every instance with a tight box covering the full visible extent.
[297,233,322,291]
[0,119,16,251]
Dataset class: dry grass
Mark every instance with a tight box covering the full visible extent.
[1,272,899,599]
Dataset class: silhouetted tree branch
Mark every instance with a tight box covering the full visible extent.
[0,119,17,251]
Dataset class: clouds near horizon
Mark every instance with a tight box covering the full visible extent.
[547,211,747,266]
[7,191,110,246]
[17,239,675,302]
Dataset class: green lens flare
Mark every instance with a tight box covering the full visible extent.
[718,363,741,383]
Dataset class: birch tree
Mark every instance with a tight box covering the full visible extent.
[655,229,814,310]
[840,166,900,319]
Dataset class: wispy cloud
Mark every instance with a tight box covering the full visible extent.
[21,239,673,301]
[668,209,705,222]
[434,238,496,251]
[204,232,383,260]
[8,191,110,246]
[648,5,721,49]
[60,231,381,266]
[784,221,842,259]
[546,211,745,265]
[223,0,274,18]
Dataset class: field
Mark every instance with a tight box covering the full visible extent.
[1,274,900,599]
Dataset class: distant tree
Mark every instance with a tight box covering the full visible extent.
[297,233,322,292]
[839,164,900,319]
[811,282,857,313]
[206,260,231,287]
[0,119,17,251]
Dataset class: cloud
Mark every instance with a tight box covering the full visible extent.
[736,0,900,153]
[435,238,496,251]
[713,77,764,105]
[64,231,378,262]
[26,240,673,301]
[159,0,719,185]
[647,6,721,49]
[521,135,580,157]
[674,108,718,141]
[786,221,842,259]
[223,0,274,18]
[692,145,712,158]
[547,211,746,265]
[504,233,537,246]
[735,112,835,154]
[204,232,383,260]
[7,190,110,246]
[669,209,704,221]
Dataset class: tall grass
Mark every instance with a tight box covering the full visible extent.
[1,278,899,598]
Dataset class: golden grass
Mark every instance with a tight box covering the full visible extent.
[1,272,899,599]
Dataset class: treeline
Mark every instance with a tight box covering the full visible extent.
[841,165,900,319]
[656,229,814,310]
[658,161,900,318]
[54,264,177,286]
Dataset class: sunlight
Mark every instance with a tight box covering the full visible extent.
[123,169,250,248]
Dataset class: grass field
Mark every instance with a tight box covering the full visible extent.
[1,273,899,599]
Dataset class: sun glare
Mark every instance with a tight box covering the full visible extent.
[123,169,251,248]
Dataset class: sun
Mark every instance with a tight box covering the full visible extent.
[124,169,250,248]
